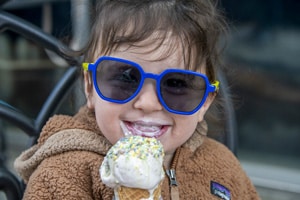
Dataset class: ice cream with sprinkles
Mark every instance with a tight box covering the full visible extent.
[100,135,165,200]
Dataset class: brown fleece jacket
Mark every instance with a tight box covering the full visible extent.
[14,106,260,200]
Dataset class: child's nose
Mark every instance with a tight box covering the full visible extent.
[133,81,163,113]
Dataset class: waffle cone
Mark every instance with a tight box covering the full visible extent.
[115,183,162,200]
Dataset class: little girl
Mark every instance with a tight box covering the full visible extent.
[15,0,260,199]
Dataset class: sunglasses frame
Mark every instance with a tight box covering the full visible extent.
[82,56,219,115]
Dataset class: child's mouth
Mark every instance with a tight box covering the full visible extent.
[120,121,168,138]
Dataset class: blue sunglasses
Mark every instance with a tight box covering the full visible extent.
[82,56,219,115]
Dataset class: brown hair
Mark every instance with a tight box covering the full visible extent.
[83,0,227,83]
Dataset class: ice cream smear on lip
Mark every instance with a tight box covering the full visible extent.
[120,121,163,138]
[100,135,165,200]
[120,121,132,136]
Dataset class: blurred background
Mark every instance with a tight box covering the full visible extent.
[220,1,300,199]
[0,0,299,199]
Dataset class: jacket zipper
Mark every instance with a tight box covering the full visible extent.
[166,169,177,186]
[165,147,181,200]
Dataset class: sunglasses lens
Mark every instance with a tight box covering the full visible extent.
[96,60,141,101]
[160,72,206,112]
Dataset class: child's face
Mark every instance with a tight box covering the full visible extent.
[84,40,214,154]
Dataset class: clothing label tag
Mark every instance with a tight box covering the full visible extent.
[210,181,231,200]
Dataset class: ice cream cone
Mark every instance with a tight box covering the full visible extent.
[100,136,165,200]
[115,182,162,200]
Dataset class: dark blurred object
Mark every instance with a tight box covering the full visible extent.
[220,0,300,162]
[2,0,68,9]
[0,1,80,199]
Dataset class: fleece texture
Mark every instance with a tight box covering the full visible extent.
[14,106,260,200]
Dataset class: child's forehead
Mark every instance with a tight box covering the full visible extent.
[114,32,182,59]
[93,31,202,71]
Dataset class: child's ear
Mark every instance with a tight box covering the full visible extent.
[83,71,95,109]
[197,93,216,122]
